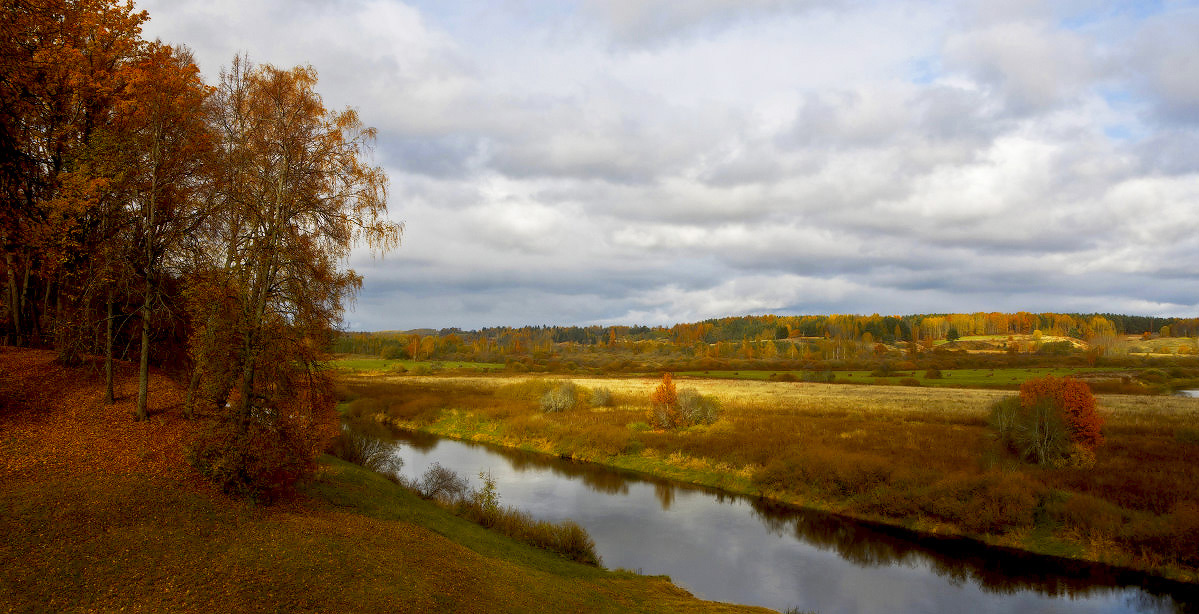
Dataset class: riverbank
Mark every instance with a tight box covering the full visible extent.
[0,348,770,614]
[337,373,1199,584]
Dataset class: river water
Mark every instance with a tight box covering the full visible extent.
[376,427,1197,614]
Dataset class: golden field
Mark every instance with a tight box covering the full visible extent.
[338,372,1199,580]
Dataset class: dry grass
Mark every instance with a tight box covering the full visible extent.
[341,372,1199,577]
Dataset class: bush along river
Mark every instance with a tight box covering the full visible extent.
[375,427,1198,614]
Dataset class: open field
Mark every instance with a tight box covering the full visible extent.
[678,367,1131,388]
[0,348,767,614]
[338,372,1199,580]
[329,356,503,373]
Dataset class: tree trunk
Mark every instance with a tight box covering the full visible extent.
[136,283,151,420]
[105,289,115,403]
[137,130,161,421]
[3,245,20,343]
[184,361,202,419]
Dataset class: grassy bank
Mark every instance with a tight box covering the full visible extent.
[0,348,769,614]
[338,373,1199,582]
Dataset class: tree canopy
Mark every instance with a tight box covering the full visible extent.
[0,1,401,498]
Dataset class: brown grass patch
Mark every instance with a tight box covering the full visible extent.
[341,372,1199,575]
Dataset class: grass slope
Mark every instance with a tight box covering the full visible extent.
[0,348,767,614]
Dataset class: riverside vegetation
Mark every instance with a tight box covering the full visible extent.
[337,367,1199,581]
[330,424,602,566]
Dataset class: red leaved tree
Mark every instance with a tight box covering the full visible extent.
[1019,375,1104,449]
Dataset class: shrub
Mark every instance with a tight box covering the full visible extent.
[415,466,602,565]
[540,381,577,413]
[677,388,721,425]
[327,426,404,482]
[1036,341,1074,356]
[1056,493,1126,540]
[552,520,602,566]
[419,462,470,502]
[924,472,1043,534]
[1019,375,1103,450]
[590,386,614,407]
[1052,443,1096,470]
[925,367,942,379]
[869,362,894,377]
[898,377,921,387]
[1139,368,1168,383]
[188,418,313,502]
[472,470,501,519]
[989,395,1071,465]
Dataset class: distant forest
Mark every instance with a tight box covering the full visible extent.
[334,312,1199,367]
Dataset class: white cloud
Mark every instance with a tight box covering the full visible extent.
[944,20,1100,113]
[135,0,1199,329]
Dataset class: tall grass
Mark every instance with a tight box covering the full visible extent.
[338,374,1199,573]
[410,464,603,566]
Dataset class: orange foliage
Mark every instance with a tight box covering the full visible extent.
[1019,375,1104,449]
[647,372,681,428]
[650,372,677,407]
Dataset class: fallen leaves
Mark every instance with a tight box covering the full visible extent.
[0,347,201,487]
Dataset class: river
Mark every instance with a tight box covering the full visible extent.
[375,427,1197,614]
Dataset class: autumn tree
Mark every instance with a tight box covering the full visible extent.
[991,375,1103,466]
[186,56,400,499]
[0,0,148,351]
[647,372,680,428]
[109,43,215,419]
[1019,375,1103,450]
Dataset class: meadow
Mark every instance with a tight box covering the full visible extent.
[336,371,1199,580]
[677,366,1130,388]
[329,356,503,374]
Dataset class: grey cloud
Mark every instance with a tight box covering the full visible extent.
[379,135,486,178]
[1128,11,1199,124]
[137,0,1199,329]
[943,20,1102,115]
[1133,130,1199,175]
[581,0,852,48]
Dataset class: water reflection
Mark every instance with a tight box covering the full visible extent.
[750,498,1197,607]
[377,426,1198,613]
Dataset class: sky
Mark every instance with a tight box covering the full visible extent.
[135,0,1199,331]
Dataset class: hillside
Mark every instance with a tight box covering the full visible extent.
[0,347,767,614]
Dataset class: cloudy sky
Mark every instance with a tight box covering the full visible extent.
[136,0,1199,331]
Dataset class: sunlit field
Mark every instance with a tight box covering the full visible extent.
[329,357,503,373]
[677,367,1130,389]
[337,372,1199,580]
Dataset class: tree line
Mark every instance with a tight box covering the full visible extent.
[1,1,399,498]
[334,311,1199,363]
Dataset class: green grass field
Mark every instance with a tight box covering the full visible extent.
[330,355,503,373]
[678,367,1128,388]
